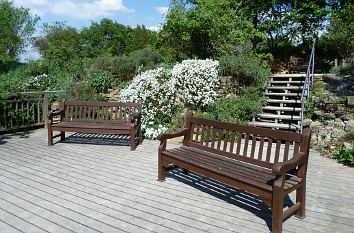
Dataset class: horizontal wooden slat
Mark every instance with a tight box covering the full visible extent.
[189,116,302,142]
[65,101,141,108]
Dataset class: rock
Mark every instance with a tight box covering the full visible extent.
[323,113,336,120]
[313,110,323,117]
[314,97,322,106]
[330,129,344,139]
[303,118,312,127]
[343,142,353,149]
[113,89,120,95]
[344,119,354,132]
[348,96,354,106]
[310,121,322,128]
[340,114,353,121]
[324,96,340,104]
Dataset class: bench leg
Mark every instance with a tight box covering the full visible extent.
[138,127,142,145]
[295,181,306,218]
[272,179,284,233]
[60,131,65,141]
[130,129,136,151]
[157,154,165,182]
[48,129,53,146]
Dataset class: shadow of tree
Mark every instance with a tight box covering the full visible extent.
[167,168,295,231]
[0,131,33,145]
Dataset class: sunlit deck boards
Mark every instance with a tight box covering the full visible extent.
[0,129,353,233]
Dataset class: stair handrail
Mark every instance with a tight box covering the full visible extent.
[300,39,316,133]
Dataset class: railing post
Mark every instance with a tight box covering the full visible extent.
[43,92,49,128]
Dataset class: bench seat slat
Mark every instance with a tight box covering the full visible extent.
[163,146,301,193]
[163,148,273,192]
[173,147,275,182]
[52,121,131,130]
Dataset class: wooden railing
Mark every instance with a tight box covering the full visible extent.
[0,91,61,132]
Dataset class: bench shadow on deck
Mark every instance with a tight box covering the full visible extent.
[55,132,144,147]
[167,168,295,231]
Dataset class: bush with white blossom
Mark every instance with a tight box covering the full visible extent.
[21,74,51,91]
[172,59,219,108]
[120,59,220,139]
[120,67,180,139]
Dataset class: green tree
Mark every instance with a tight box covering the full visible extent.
[35,22,82,65]
[325,3,354,58]
[242,0,329,56]
[130,25,151,52]
[159,0,263,59]
[0,0,39,63]
[80,18,132,57]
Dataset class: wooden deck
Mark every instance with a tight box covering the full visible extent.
[0,129,353,233]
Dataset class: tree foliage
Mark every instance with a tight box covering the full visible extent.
[159,0,264,59]
[80,18,132,57]
[36,22,81,65]
[0,0,39,63]
[325,3,354,58]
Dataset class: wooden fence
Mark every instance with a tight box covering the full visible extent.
[0,91,60,133]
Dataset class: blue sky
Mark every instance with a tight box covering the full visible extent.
[13,0,170,60]
[13,0,170,31]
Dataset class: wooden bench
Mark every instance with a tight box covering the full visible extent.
[288,57,309,73]
[158,116,311,233]
[47,100,142,150]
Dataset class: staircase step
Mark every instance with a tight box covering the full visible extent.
[267,86,304,90]
[258,113,301,120]
[266,99,302,104]
[249,122,299,130]
[263,106,302,112]
[271,74,307,78]
[263,92,306,97]
[269,81,304,84]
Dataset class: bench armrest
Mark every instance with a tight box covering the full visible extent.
[158,128,189,142]
[272,152,307,175]
[47,109,64,124]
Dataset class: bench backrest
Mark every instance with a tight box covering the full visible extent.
[184,116,311,169]
[62,100,142,123]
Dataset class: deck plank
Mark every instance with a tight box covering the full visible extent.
[0,129,354,233]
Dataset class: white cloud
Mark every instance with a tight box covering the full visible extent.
[155,6,168,15]
[147,25,162,32]
[13,0,134,20]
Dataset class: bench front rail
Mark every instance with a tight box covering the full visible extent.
[158,116,311,233]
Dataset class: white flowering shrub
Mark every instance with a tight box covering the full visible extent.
[121,59,220,139]
[172,59,219,108]
[120,67,179,139]
[21,74,50,91]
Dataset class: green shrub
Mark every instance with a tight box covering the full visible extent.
[117,80,128,90]
[334,146,354,166]
[201,94,266,124]
[67,81,101,101]
[330,63,354,76]
[88,48,165,83]
[89,72,112,93]
[129,48,165,71]
[111,56,137,81]
[219,53,271,95]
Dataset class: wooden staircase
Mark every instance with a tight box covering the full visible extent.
[250,74,307,132]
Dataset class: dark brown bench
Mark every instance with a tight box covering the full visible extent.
[47,100,142,150]
[288,57,309,73]
[158,116,311,233]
